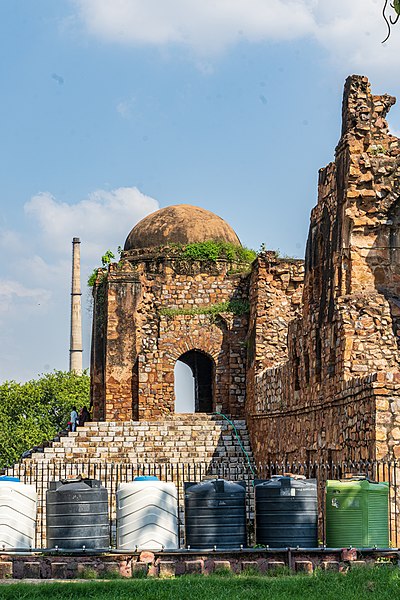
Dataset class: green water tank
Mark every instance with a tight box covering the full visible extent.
[326,477,389,548]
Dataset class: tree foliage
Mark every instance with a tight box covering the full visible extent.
[0,370,90,468]
[88,249,117,287]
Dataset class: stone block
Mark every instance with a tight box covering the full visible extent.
[51,562,68,579]
[351,561,367,568]
[158,561,176,578]
[23,561,41,578]
[241,561,260,574]
[266,561,286,571]
[132,562,148,577]
[341,548,357,562]
[102,562,120,575]
[185,560,204,574]
[213,560,231,573]
[0,562,12,579]
[294,561,313,574]
[321,561,340,571]
[139,551,155,564]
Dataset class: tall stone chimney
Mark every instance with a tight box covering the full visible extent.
[69,237,83,374]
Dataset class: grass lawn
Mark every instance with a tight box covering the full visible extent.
[0,567,399,600]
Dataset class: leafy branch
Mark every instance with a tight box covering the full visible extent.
[87,249,117,287]
[382,0,400,42]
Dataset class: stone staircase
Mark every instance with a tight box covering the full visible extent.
[25,414,253,466]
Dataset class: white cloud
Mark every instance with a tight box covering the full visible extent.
[1,186,159,381]
[73,0,315,54]
[24,186,159,259]
[0,280,51,317]
[72,0,400,77]
[311,0,400,76]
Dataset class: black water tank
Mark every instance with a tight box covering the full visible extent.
[46,478,109,549]
[184,479,246,549]
[255,476,318,548]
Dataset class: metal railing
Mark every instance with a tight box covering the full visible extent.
[4,458,400,548]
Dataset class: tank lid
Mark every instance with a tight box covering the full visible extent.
[185,479,246,494]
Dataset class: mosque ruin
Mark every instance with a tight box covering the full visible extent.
[89,75,400,466]
[8,75,400,547]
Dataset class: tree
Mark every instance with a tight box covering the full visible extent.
[0,370,90,468]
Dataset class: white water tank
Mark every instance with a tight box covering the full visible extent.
[117,477,179,550]
[0,477,37,548]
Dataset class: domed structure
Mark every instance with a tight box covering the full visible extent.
[124,204,241,251]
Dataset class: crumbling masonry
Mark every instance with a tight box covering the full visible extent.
[90,75,400,467]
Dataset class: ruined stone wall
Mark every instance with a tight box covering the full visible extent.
[91,251,249,421]
[246,254,304,419]
[247,76,400,464]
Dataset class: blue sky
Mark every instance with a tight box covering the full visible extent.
[1,0,400,382]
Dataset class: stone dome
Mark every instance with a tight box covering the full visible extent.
[124,204,241,250]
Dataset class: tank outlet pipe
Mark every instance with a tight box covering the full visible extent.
[213,412,256,478]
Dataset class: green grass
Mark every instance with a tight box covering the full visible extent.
[0,567,399,600]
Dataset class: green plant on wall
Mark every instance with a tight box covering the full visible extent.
[171,241,256,265]
[87,249,117,287]
[159,299,250,319]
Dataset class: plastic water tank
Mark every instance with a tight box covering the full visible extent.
[117,476,178,550]
[326,476,389,548]
[0,477,37,548]
[46,478,109,549]
[255,476,318,548]
[184,479,246,549]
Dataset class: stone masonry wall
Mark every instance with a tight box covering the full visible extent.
[246,254,304,421]
[247,76,400,464]
[91,251,249,421]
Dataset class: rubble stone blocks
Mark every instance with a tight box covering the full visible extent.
[22,561,41,579]
[342,548,358,562]
[131,561,148,577]
[266,561,286,572]
[212,560,232,573]
[294,560,313,574]
[241,561,260,574]
[51,562,68,579]
[184,560,204,574]
[351,561,368,569]
[321,561,340,571]
[0,562,12,579]
[102,562,120,576]
[158,561,176,578]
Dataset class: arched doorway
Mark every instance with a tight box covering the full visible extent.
[174,350,214,413]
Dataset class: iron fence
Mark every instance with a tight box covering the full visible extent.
[4,459,400,548]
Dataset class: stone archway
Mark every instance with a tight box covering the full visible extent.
[174,350,214,413]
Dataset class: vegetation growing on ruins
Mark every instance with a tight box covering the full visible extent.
[87,249,116,287]
[0,370,90,468]
[170,241,256,265]
[159,299,250,318]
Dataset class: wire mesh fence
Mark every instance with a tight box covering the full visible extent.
[4,458,400,548]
